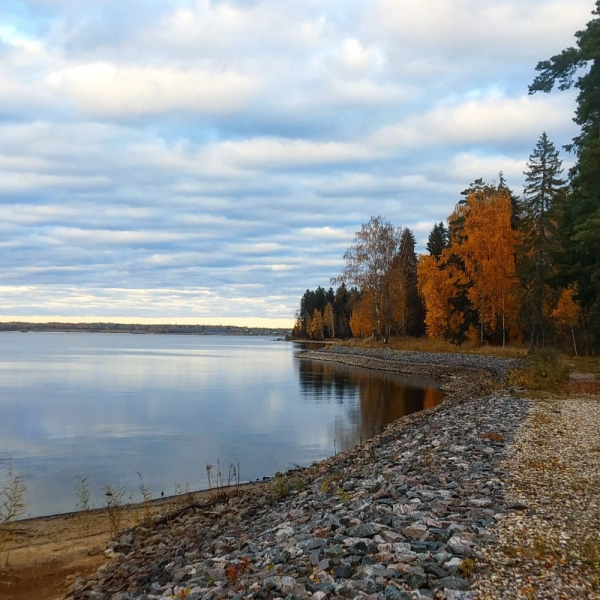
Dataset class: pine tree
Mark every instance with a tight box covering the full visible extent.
[393,228,425,335]
[426,222,450,258]
[520,133,566,348]
[334,284,350,339]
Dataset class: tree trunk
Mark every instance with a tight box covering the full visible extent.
[501,281,506,347]
[570,325,578,356]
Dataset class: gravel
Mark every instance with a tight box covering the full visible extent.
[472,391,600,599]
[296,347,519,382]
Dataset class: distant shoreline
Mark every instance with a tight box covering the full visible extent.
[0,322,291,337]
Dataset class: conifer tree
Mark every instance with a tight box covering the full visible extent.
[393,228,425,335]
[426,222,449,258]
[520,133,566,348]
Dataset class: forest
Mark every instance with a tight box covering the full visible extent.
[293,5,600,354]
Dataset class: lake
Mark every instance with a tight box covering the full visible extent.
[0,333,444,518]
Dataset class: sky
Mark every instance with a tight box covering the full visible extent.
[0,0,592,327]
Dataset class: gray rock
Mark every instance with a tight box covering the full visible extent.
[404,568,427,589]
[333,564,353,579]
[446,536,473,556]
[384,584,407,599]
[346,523,384,538]
[403,524,428,540]
[434,576,469,590]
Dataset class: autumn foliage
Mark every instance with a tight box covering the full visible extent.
[552,284,581,355]
[455,188,518,345]
[418,187,518,345]
[294,133,593,352]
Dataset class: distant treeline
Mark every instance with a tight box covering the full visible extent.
[0,322,289,336]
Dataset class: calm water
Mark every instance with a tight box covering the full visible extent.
[0,333,444,518]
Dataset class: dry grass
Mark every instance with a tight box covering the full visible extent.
[338,336,528,358]
[103,484,127,539]
[0,465,27,566]
[508,349,570,393]
[568,355,600,378]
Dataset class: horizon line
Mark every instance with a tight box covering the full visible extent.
[0,315,295,328]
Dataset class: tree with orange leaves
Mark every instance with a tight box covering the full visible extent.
[308,308,325,340]
[349,292,376,338]
[417,253,467,341]
[552,284,581,355]
[454,188,518,346]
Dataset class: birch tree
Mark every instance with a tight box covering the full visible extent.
[335,216,402,342]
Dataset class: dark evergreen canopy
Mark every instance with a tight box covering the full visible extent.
[529,1,600,344]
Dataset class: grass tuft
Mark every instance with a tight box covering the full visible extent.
[104,483,127,538]
[0,464,27,566]
[72,475,92,536]
[270,474,290,499]
[458,558,475,578]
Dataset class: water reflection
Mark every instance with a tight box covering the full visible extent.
[0,333,444,518]
[297,359,444,451]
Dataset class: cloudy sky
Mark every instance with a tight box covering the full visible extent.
[0,0,591,327]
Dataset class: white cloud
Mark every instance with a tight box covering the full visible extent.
[49,227,191,245]
[47,63,258,117]
[446,152,527,184]
[370,93,577,150]
[208,138,374,169]
[338,38,385,72]
[0,172,110,192]
[0,285,296,324]
[298,227,352,240]
[373,0,590,62]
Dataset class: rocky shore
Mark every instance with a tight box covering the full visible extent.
[67,348,529,600]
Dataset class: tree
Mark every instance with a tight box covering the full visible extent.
[308,308,324,340]
[417,253,467,340]
[498,171,522,230]
[334,216,402,342]
[426,222,450,258]
[349,293,375,338]
[334,284,352,339]
[552,284,581,355]
[529,1,600,347]
[519,133,566,348]
[323,302,335,339]
[456,188,518,346]
[391,228,425,335]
